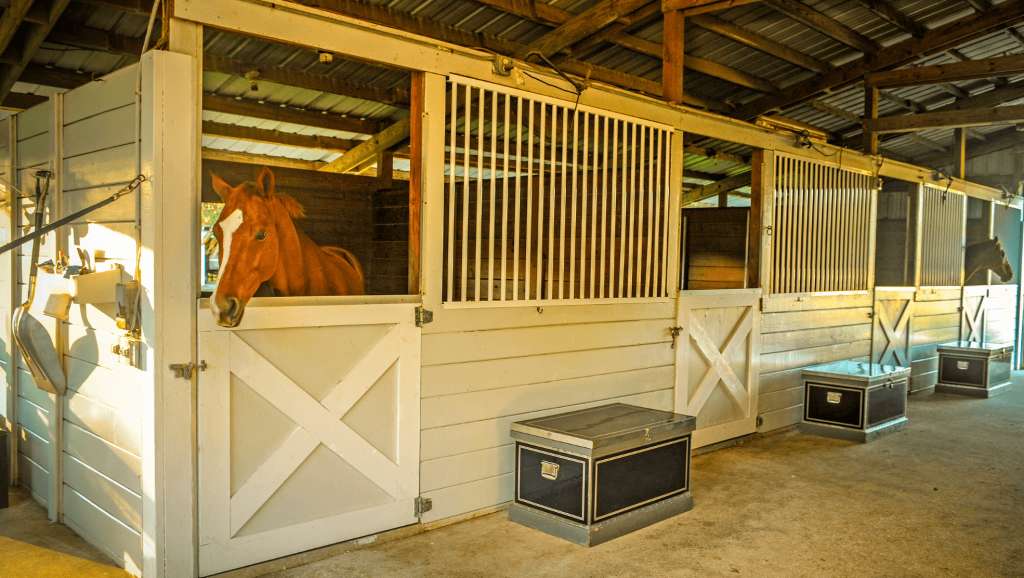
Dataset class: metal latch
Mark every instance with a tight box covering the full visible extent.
[415,307,433,327]
[827,392,842,404]
[957,360,970,370]
[541,461,560,480]
[414,496,433,517]
[169,361,207,379]
[669,326,682,348]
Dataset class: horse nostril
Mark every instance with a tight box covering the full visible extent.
[225,297,239,317]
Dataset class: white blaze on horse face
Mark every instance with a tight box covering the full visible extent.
[211,208,244,318]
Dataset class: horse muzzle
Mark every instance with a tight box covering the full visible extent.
[212,295,246,327]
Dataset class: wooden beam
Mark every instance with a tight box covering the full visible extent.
[319,116,411,173]
[515,0,649,59]
[680,171,753,205]
[864,85,879,154]
[937,82,971,100]
[810,100,861,123]
[0,0,73,101]
[865,53,1024,89]
[1006,27,1024,48]
[46,21,144,56]
[663,0,762,15]
[913,126,1021,166]
[964,0,992,12]
[301,0,727,111]
[855,0,926,38]
[953,127,967,179]
[730,1,1024,121]
[690,13,831,74]
[202,148,327,171]
[0,91,46,111]
[0,1,38,58]
[202,120,361,152]
[863,104,1024,133]
[202,94,383,135]
[569,2,660,55]
[663,9,685,105]
[763,0,880,54]
[683,145,747,164]
[201,157,386,203]
[203,54,411,107]
[18,64,90,89]
[879,89,927,113]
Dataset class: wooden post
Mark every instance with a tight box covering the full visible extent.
[750,148,774,292]
[3,115,15,486]
[663,10,685,105]
[665,129,685,295]
[953,127,966,180]
[421,72,448,309]
[718,190,728,207]
[863,84,879,155]
[408,72,424,296]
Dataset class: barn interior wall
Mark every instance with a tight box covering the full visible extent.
[875,182,915,288]
[0,117,11,483]
[416,302,676,525]
[58,65,144,574]
[682,208,747,291]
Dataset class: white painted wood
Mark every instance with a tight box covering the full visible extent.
[64,392,142,456]
[421,473,514,525]
[65,357,143,418]
[675,290,761,448]
[63,485,142,574]
[198,304,420,575]
[63,105,135,159]
[64,421,142,495]
[63,453,143,532]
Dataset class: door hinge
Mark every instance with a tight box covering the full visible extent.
[759,296,765,312]
[415,307,433,327]
[169,361,207,379]
[414,496,433,517]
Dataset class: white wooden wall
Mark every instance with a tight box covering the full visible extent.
[59,65,144,575]
[417,303,676,525]
[0,117,11,482]
[13,101,58,511]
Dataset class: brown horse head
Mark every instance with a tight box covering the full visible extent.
[965,236,1014,284]
[210,166,306,327]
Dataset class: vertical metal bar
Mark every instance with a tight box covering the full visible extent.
[812,162,821,292]
[446,83,457,301]
[622,122,630,297]
[744,210,750,289]
[651,129,662,297]
[661,130,672,296]
[615,119,625,298]
[460,85,471,301]
[644,126,655,296]
[587,113,597,299]
[567,108,577,299]
[536,103,546,300]
[794,158,804,293]
[600,116,610,298]
[580,111,590,299]
[867,173,879,291]
[474,87,484,301]
[524,100,535,299]
[635,125,647,296]
[512,95,522,300]
[487,89,497,301]
[825,166,834,292]
[548,106,560,300]
[500,92,511,300]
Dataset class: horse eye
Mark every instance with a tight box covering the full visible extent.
[256,231,267,241]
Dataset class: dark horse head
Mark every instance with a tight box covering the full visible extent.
[965,237,1014,284]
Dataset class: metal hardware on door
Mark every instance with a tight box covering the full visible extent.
[765,225,773,236]
[169,361,207,379]
[669,326,683,348]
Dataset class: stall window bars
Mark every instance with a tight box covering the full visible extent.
[771,154,876,294]
[919,185,966,287]
[443,76,673,304]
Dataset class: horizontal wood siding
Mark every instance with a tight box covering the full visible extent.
[911,288,962,392]
[14,100,54,507]
[419,301,675,524]
[758,293,872,432]
[59,67,142,574]
[371,183,410,295]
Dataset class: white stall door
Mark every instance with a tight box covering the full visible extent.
[675,290,761,448]
[197,303,420,576]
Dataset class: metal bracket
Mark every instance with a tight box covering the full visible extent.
[414,496,433,517]
[669,326,683,349]
[169,361,207,379]
[415,307,433,327]
[492,54,514,76]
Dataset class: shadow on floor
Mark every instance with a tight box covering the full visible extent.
[0,486,130,578]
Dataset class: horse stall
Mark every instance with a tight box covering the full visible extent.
[1,2,1022,577]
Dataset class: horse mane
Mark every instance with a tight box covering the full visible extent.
[276,194,306,220]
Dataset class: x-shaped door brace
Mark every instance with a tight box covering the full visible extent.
[226,326,401,536]
[686,307,752,416]
[963,296,986,342]
[876,301,912,367]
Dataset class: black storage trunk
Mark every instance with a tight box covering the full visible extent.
[800,361,910,443]
[509,403,696,546]
[936,341,1014,398]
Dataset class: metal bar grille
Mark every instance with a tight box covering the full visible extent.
[919,185,966,287]
[771,154,876,294]
[443,77,673,304]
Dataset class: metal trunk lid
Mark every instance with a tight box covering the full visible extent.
[511,404,696,450]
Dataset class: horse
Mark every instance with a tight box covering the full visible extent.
[209,166,365,327]
[965,237,1013,284]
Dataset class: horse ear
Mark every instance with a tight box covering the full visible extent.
[994,235,1000,243]
[211,174,233,202]
[277,194,306,220]
[256,166,276,199]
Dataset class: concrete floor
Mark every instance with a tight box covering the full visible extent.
[3,377,1022,578]
[268,377,1024,578]
[0,486,128,577]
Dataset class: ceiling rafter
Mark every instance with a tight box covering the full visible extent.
[762,0,880,54]
[854,0,926,38]
[514,0,650,59]
[689,13,831,74]
[730,1,1024,121]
